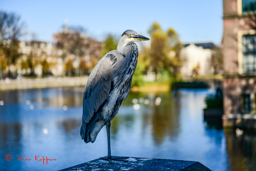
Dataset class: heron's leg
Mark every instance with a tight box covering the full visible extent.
[106,121,111,161]
[100,121,112,162]
[100,121,129,162]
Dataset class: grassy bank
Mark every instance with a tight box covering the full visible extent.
[130,81,171,93]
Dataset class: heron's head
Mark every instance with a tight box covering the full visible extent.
[117,29,149,52]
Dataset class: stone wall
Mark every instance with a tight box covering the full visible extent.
[0,77,88,90]
[223,77,256,115]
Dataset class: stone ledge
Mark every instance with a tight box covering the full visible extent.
[60,156,211,171]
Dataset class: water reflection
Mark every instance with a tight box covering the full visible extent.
[225,129,256,171]
[0,122,22,170]
[59,119,81,133]
[117,92,181,145]
[0,88,255,171]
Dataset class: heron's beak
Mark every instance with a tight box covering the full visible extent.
[133,34,150,41]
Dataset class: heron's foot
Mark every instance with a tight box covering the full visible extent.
[100,156,111,163]
[100,156,129,163]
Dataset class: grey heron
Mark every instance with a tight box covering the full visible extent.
[80,30,149,162]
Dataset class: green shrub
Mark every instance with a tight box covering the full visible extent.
[131,63,144,87]
[205,95,223,109]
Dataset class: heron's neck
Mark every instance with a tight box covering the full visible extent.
[117,38,131,55]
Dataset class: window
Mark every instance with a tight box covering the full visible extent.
[241,94,251,113]
[241,93,256,114]
[242,34,256,74]
[242,0,256,12]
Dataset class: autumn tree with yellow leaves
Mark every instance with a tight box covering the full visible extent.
[140,22,183,81]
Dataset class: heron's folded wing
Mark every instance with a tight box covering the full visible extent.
[82,51,120,124]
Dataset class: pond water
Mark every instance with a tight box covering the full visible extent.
[0,87,255,171]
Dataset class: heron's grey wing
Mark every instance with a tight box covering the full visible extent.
[82,55,113,123]
[80,51,124,140]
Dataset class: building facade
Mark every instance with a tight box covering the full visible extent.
[180,43,215,78]
[222,0,256,128]
[18,40,64,77]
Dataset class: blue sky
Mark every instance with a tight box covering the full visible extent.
[0,0,223,45]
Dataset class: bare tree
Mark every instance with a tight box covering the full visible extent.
[54,26,87,58]
[0,11,25,78]
[54,25,102,76]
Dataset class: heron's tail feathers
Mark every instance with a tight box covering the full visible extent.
[81,121,95,143]
[80,122,86,139]
[80,119,105,143]
[81,110,103,143]
[80,122,90,143]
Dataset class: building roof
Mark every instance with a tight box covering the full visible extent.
[184,42,215,49]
